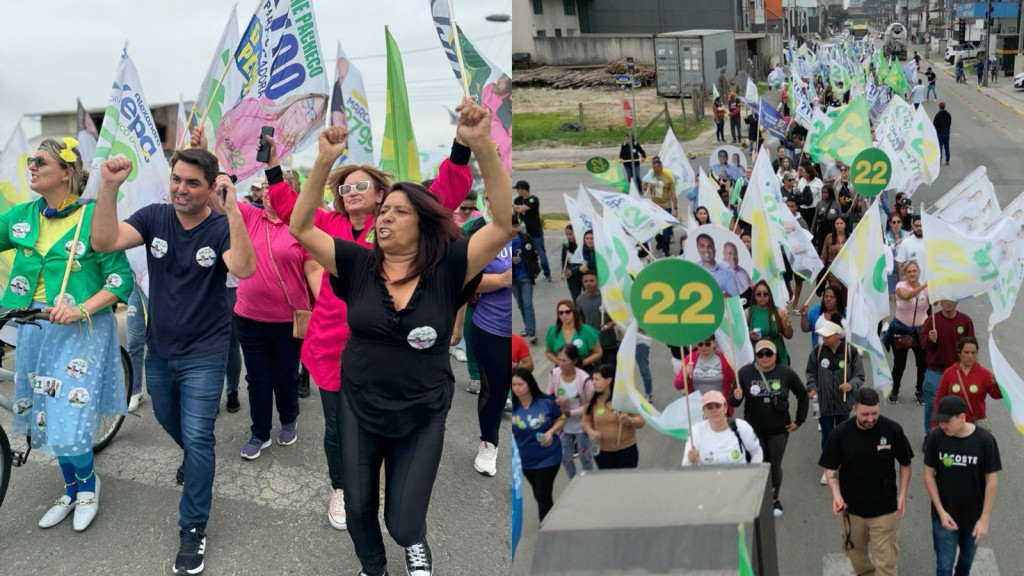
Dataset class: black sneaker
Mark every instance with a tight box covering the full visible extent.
[175,464,185,485]
[173,527,207,575]
[405,538,433,576]
[887,393,899,405]
[915,392,924,406]
[226,391,240,413]
[772,500,783,518]
[297,368,311,399]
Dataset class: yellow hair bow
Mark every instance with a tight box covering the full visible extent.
[59,137,80,163]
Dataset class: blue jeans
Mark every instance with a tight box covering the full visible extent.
[147,351,227,530]
[224,288,241,395]
[932,516,978,576]
[636,342,653,395]
[938,132,950,162]
[923,368,942,435]
[126,286,148,395]
[511,276,536,336]
[927,83,938,100]
[819,414,849,452]
[531,235,551,279]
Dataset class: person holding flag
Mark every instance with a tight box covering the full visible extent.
[8,138,134,533]
[288,99,512,576]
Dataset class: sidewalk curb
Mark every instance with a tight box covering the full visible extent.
[543,219,570,230]
[514,161,583,171]
[926,57,1024,120]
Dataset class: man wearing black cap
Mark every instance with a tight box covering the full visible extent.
[513,180,552,281]
[923,395,1001,576]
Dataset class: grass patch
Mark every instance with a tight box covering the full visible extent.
[513,111,711,148]
[542,212,569,223]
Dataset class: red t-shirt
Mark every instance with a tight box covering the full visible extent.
[932,363,1002,426]
[511,333,530,366]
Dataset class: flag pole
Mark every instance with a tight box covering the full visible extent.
[192,62,234,150]
[682,343,695,457]
[447,1,471,99]
[56,208,88,309]
[176,107,198,151]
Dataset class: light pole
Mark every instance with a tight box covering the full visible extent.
[982,0,993,87]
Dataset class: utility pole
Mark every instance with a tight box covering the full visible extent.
[982,0,993,87]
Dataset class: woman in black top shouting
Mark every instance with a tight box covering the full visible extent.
[289,101,513,576]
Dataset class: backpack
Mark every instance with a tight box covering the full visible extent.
[727,417,753,463]
[518,232,541,280]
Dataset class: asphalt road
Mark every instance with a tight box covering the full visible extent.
[511,68,1024,575]
[0,343,511,575]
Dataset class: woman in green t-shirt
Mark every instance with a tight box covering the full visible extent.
[747,280,794,366]
[544,300,602,370]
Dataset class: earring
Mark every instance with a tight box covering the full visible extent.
[62,178,68,183]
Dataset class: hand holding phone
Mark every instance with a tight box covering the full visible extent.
[256,126,275,163]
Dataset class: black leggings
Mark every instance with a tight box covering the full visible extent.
[471,322,512,445]
[891,344,926,397]
[594,444,639,469]
[523,463,560,521]
[319,387,343,490]
[338,391,446,575]
[758,431,790,501]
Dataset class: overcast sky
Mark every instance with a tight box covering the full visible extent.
[0,0,511,165]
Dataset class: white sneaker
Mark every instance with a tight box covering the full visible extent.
[128,392,147,413]
[327,489,347,531]
[39,495,76,528]
[449,346,467,362]
[820,471,828,486]
[473,441,498,477]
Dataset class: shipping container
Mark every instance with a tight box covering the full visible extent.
[653,29,735,98]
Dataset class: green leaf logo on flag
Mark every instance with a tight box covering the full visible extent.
[586,157,629,193]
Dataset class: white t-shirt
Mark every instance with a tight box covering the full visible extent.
[895,234,927,281]
[682,418,764,467]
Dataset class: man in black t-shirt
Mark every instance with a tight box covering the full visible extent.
[91,144,256,576]
[924,396,1001,576]
[513,180,552,281]
[820,388,913,576]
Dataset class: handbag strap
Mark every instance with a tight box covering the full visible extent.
[264,220,307,312]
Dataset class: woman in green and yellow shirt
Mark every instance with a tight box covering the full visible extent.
[5,137,133,532]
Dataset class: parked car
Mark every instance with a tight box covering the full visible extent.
[946,43,981,64]
[1014,71,1024,89]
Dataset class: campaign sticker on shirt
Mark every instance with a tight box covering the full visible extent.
[952,384,961,393]
[364,229,375,244]
[151,237,168,259]
[105,273,123,289]
[11,222,30,239]
[9,275,29,296]
[13,397,32,415]
[838,360,845,369]
[21,248,33,257]
[41,377,62,398]
[36,411,46,431]
[407,326,438,350]
[771,381,781,391]
[55,293,75,307]
[66,359,88,379]
[70,260,82,272]
[573,338,584,348]
[969,384,978,394]
[750,384,762,396]
[65,240,86,256]
[68,387,90,408]
[512,415,527,429]
[821,358,831,368]
[196,246,217,268]
[596,407,606,416]
[730,449,741,460]
[957,326,964,334]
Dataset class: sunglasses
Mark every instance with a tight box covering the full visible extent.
[26,156,47,168]
[697,340,714,347]
[458,206,475,212]
[338,180,372,196]
[558,310,573,315]
[891,220,902,225]
[756,349,776,358]
[785,178,795,182]
[755,291,770,297]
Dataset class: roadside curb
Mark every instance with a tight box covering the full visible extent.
[543,218,570,230]
[514,161,583,171]
[926,57,1024,119]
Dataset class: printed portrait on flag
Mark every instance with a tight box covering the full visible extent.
[709,145,746,182]
[216,93,328,177]
[683,225,753,298]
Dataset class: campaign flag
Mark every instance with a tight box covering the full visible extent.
[0,122,33,208]
[510,440,524,560]
[847,257,894,396]
[697,167,732,228]
[738,148,789,302]
[330,41,374,166]
[805,107,835,162]
[381,27,422,182]
[585,157,629,193]
[884,59,911,94]
[657,126,695,195]
[76,99,99,165]
[220,0,329,181]
[983,216,1024,326]
[922,211,1005,302]
[932,166,1000,234]
[759,98,788,142]
[716,296,754,371]
[713,81,720,101]
[987,335,1024,436]
[830,200,892,322]
[588,187,678,244]
[811,96,871,164]
[175,97,190,155]
[83,52,171,296]
[744,76,759,107]
[194,5,242,148]
[768,67,786,90]
[876,98,939,195]
[564,186,599,263]
[793,87,815,129]
[592,213,643,325]
[430,0,511,172]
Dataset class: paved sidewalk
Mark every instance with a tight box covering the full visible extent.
[922,45,1024,118]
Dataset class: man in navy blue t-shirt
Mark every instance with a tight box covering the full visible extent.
[91,148,255,575]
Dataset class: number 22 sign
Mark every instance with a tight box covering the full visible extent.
[629,259,724,346]
[850,148,892,197]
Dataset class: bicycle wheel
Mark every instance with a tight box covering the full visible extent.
[92,346,132,454]
[0,424,11,510]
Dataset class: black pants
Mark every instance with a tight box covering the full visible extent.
[757,431,789,501]
[730,117,741,142]
[339,391,445,575]
[319,387,344,490]
[471,323,512,446]
[523,463,560,521]
[891,344,926,398]
[715,119,725,141]
[595,443,639,469]
[235,315,301,441]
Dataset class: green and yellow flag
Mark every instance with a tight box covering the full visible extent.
[885,59,911,95]
[811,96,872,165]
[381,27,421,182]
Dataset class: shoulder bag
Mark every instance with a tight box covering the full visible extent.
[265,221,312,339]
[954,368,991,430]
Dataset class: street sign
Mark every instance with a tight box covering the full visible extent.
[924,32,931,43]
[623,99,634,128]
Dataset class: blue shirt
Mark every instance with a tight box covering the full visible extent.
[510,235,530,281]
[704,261,740,297]
[511,396,564,470]
[472,241,512,337]
[125,204,231,359]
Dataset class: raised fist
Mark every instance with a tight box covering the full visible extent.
[318,126,349,161]
[101,157,133,186]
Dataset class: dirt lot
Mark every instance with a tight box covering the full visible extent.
[514,84,707,130]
